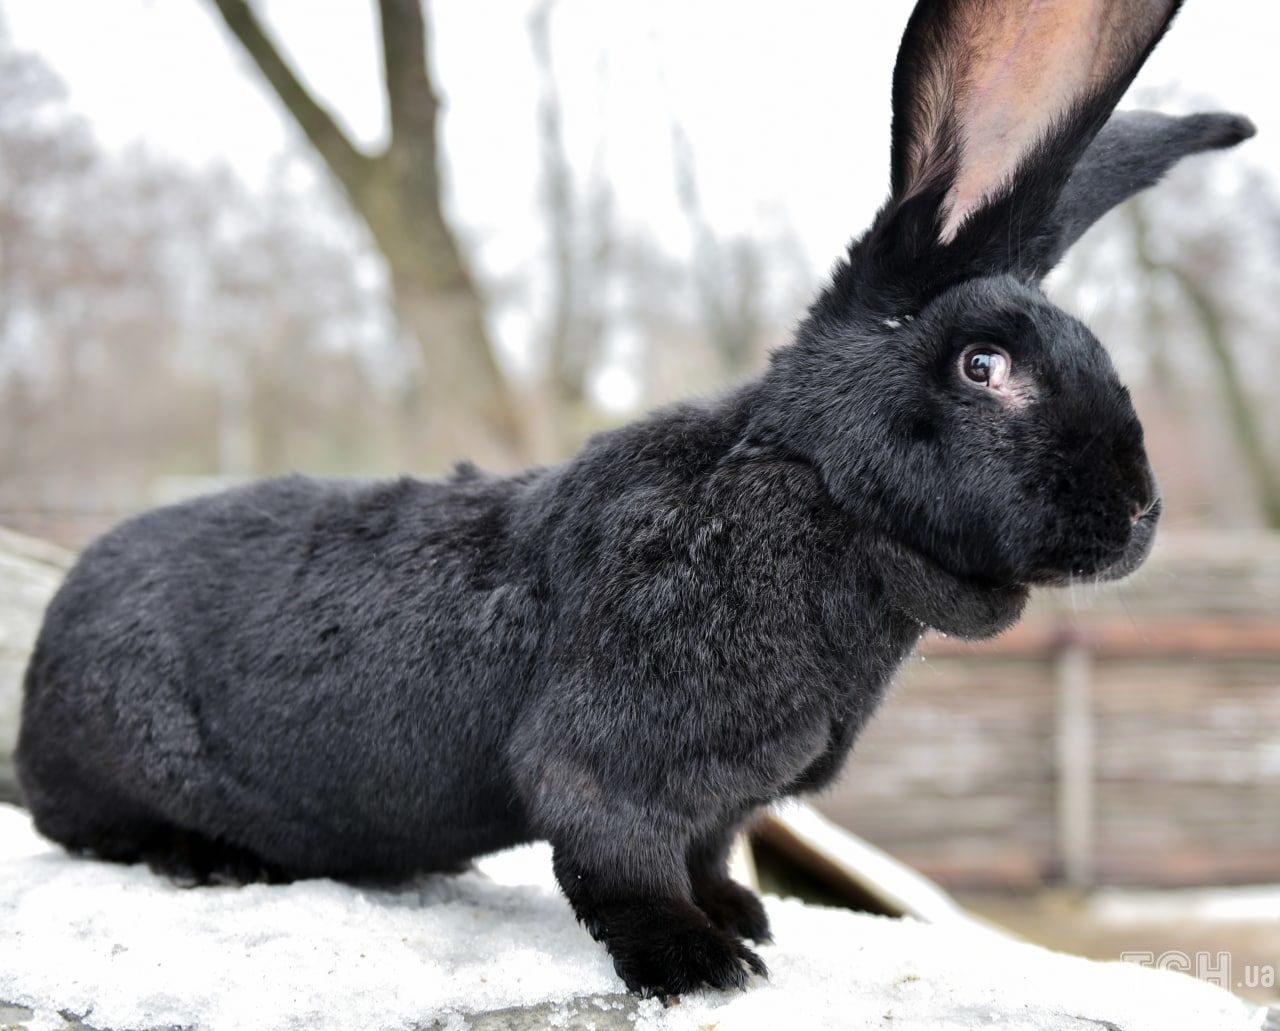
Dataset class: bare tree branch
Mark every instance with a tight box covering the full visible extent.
[207,0,371,199]
[205,0,528,465]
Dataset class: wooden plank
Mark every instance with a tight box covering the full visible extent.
[755,805,1004,931]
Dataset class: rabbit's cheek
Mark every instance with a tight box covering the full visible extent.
[1018,492,1129,583]
[996,374,1038,410]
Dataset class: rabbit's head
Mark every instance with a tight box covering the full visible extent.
[755,0,1253,594]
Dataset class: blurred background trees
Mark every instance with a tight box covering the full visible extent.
[0,2,1273,543]
[0,30,401,537]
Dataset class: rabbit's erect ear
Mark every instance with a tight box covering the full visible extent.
[892,0,1181,240]
[875,0,1181,292]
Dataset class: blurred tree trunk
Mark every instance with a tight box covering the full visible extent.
[670,126,764,379]
[1170,268,1280,528]
[528,0,612,456]
[1123,201,1179,395]
[208,0,527,468]
[529,0,579,454]
[1126,197,1280,529]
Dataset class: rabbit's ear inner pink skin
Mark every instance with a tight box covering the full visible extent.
[892,0,1180,243]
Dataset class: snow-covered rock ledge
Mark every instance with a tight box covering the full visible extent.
[0,805,1265,1031]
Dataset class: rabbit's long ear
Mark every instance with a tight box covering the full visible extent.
[892,0,1181,239]
[869,0,1182,300]
[1033,110,1256,275]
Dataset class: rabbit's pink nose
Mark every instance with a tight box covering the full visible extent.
[1129,500,1152,524]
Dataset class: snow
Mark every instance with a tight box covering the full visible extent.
[1091,883,1280,925]
[0,804,1265,1031]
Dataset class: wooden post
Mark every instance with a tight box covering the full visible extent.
[1055,639,1095,889]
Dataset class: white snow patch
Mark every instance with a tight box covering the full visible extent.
[1092,883,1280,925]
[0,804,1265,1031]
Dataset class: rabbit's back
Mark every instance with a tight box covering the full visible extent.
[17,472,547,877]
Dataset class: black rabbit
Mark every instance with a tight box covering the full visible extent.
[17,0,1253,999]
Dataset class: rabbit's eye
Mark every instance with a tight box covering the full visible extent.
[961,346,1010,389]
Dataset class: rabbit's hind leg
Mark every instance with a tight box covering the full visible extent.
[20,755,288,885]
[137,826,293,887]
[20,761,164,868]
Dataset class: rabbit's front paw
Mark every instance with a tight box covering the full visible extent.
[694,878,772,944]
[600,901,768,999]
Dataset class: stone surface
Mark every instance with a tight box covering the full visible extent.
[0,1003,36,1031]
[0,805,1266,1031]
[0,528,72,805]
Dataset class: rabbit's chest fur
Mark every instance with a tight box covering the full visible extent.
[506,402,935,849]
[525,457,917,795]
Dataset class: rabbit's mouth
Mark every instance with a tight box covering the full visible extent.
[1092,496,1161,583]
[1030,497,1162,588]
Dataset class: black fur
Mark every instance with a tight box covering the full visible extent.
[17,0,1253,999]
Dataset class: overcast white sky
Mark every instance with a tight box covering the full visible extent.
[2,1,1273,313]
